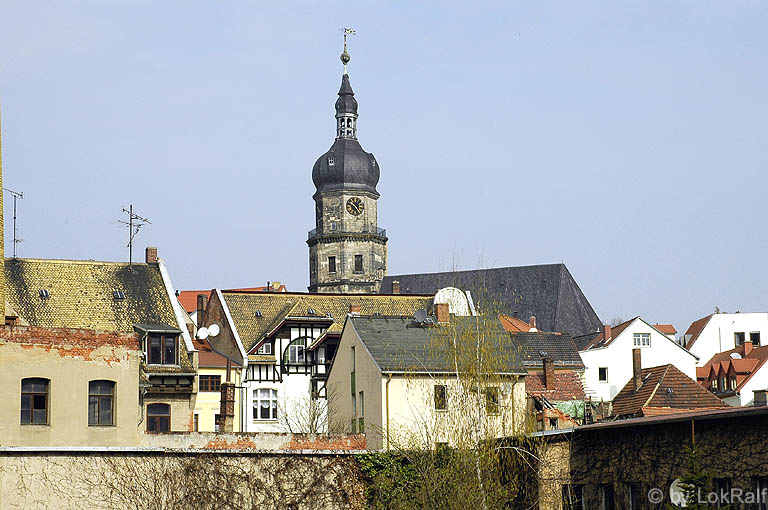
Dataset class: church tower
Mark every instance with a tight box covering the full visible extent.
[308,33,387,294]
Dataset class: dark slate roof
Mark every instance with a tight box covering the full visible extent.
[382,264,601,337]
[350,316,527,375]
[513,332,584,368]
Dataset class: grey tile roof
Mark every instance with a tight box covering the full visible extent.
[513,332,584,368]
[381,264,601,337]
[350,316,527,375]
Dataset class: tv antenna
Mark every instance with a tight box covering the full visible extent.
[3,188,23,258]
[117,205,150,267]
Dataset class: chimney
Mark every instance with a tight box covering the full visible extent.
[0,111,6,318]
[435,303,450,324]
[272,281,281,291]
[219,381,236,433]
[743,340,753,357]
[391,280,400,294]
[349,304,361,315]
[543,357,555,390]
[753,390,767,407]
[197,293,208,327]
[633,348,642,392]
[603,324,612,342]
[145,246,158,264]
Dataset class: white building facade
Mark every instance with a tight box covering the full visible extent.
[685,312,768,367]
[578,317,698,402]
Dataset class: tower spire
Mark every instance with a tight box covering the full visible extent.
[340,28,355,75]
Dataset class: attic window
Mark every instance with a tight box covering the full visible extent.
[307,307,317,315]
[255,311,263,318]
[113,291,126,300]
[39,289,50,299]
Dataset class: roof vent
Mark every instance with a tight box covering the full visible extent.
[665,387,674,394]
[307,307,317,315]
[39,289,50,299]
[113,290,127,300]
[255,310,263,318]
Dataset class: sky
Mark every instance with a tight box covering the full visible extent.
[1,1,766,334]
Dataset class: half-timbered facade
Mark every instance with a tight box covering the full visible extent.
[201,290,433,432]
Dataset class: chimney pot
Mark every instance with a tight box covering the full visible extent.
[435,303,450,323]
[543,357,555,390]
[633,348,642,392]
[391,280,400,294]
[197,293,208,327]
[530,316,537,328]
[145,247,158,264]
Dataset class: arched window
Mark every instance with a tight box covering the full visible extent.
[147,403,170,432]
[283,337,311,365]
[21,378,49,425]
[89,380,115,426]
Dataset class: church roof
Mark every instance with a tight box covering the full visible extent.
[381,264,601,337]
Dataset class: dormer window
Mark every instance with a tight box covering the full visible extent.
[39,289,50,299]
[328,155,335,165]
[257,343,272,355]
[113,290,126,300]
[148,334,178,365]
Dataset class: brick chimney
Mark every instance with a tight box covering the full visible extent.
[391,280,400,294]
[543,357,555,390]
[743,340,753,357]
[349,304,361,315]
[633,348,642,392]
[219,382,236,433]
[435,303,450,323]
[753,390,767,407]
[197,293,208,327]
[604,324,612,341]
[0,112,6,317]
[145,246,158,264]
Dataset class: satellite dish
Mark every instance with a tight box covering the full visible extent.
[209,324,221,337]
[730,352,742,359]
[414,309,427,323]
[197,327,210,340]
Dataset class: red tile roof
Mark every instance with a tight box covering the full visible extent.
[653,324,677,335]
[610,364,727,418]
[499,314,536,333]
[638,406,728,417]
[582,317,635,350]
[526,370,586,401]
[684,314,713,349]
[699,344,768,392]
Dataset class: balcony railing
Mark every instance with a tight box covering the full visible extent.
[308,227,387,241]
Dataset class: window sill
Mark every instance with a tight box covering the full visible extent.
[435,409,448,413]
[20,424,50,427]
[252,420,279,423]
[88,424,116,428]
[146,364,181,368]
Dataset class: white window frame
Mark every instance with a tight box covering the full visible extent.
[633,333,651,347]
[257,343,272,355]
[288,344,305,364]
[253,388,278,421]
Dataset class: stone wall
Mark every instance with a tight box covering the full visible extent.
[0,447,366,510]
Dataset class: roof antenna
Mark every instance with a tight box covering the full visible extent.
[3,188,23,258]
[117,205,150,268]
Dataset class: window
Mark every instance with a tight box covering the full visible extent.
[628,483,641,510]
[328,256,336,273]
[193,414,199,432]
[214,414,220,433]
[598,367,608,382]
[714,478,732,509]
[288,343,305,364]
[354,254,363,273]
[602,484,616,510]
[485,387,500,415]
[549,417,559,429]
[21,378,49,425]
[254,388,278,420]
[257,342,272,355]
[735,332,746,345]
[358,390,365,432]
[562,484,583,510]
[721,377,727,391]
[328,155,335,165]
[729,376,737,391]
[148,334,177,365]
[753,476,768,510]
[434,385,448,411]
[199,375,221,392]
[88,380,115,426]
[633,333,651,347]
[147,403,170,432]
[712,377,719,391]
[751,332,761,346]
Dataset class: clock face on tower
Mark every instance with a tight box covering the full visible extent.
[346,197,364,216]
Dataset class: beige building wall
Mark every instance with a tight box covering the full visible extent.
[0,329,141,446]
[193,366,242,432]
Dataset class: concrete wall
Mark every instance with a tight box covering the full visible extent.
[580,318,697,401]
[0,447,365,510]
[0,327,140,446]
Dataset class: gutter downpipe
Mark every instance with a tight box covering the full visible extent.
[386,373,392,450]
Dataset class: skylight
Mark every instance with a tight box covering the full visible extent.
[39,289,50,299]
[113,290,126,300]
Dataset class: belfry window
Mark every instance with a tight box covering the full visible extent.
[328,155,335,165]
[354,255,363,273]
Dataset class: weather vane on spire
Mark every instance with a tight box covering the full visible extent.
[340,27,356,74]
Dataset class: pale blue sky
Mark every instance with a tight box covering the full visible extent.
[1,1,766,333]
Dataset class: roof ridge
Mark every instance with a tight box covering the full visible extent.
[6,257,148,266]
